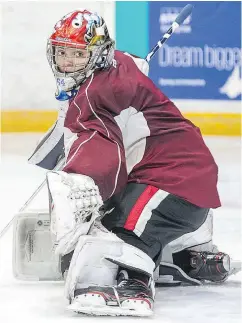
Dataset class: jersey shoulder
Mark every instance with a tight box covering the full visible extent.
[114,50,149,76]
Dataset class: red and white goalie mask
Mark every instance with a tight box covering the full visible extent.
[47,9,115,93]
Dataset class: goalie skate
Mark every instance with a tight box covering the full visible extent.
[68,270,154,317]
[177,250,242,283]
[157,250,241,286]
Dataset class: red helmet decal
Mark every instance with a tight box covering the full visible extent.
[50,10,105,48]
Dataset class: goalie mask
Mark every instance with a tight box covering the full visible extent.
[47,9,115,97]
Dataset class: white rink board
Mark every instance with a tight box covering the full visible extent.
[2,2,240,114]
[1,1,115,111]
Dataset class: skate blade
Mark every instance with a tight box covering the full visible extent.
[229,260,241,276]
[68,300,153,317]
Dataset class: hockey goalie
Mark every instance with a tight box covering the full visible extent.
[22,9,240,316]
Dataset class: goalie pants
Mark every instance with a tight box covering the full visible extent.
[102,183,209,266]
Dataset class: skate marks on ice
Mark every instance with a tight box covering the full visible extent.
[67,278,241,319]
[154,278,241,323]
[0,278,241,322]
[0,281,67,321]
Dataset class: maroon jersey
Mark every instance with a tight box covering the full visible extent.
[63,50,221,208]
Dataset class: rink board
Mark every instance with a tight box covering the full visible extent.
[1,109,241,136]
[1,2,241,136]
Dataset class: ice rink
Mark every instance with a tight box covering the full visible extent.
[0,133,241,322]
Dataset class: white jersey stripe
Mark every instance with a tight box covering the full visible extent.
[85,73,110,138]
[109,140,122,198]
[133,190,169,237]
[65,131,97,167]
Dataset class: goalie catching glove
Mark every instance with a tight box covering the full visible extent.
[47,171,103,255]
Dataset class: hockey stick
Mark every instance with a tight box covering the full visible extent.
[145,4,193,62]
[0,155,65,240]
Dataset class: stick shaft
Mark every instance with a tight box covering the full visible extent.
[0,157,65,240]
[145,4,193,62]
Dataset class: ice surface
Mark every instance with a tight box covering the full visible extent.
[0,134,241,322]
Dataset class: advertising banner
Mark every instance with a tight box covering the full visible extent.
[149,1,241,100]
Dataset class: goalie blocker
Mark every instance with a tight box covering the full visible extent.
[12,210,62,281]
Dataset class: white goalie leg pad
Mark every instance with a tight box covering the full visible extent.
[47,171,103,255]
[157,210,241,285]
[156,210,215,285]
[65,221,155,303]
[165,209,214,254]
